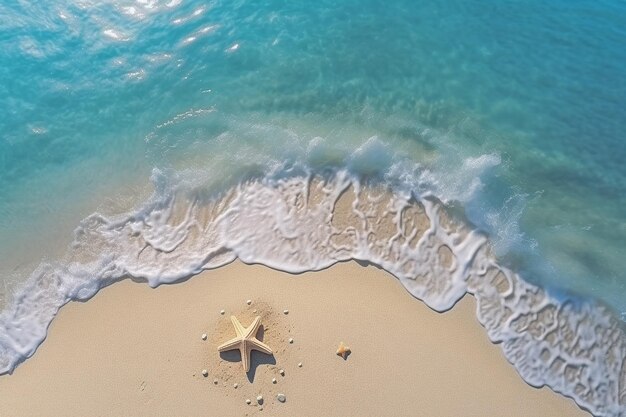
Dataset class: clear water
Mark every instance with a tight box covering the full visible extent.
[0,0,625,318]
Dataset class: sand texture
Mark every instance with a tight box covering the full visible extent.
[0,261,589,417]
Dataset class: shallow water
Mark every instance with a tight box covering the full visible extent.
[1,0,624,312]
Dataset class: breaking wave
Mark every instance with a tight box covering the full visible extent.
[0,167,624,416]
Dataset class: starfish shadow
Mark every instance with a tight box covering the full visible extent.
[219,325,276,382]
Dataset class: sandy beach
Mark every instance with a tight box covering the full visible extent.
[2,1,626,416]
[0,260,588,417]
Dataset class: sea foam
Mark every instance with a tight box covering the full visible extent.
[0,169,624,416]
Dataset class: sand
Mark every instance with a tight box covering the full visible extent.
[0,261,589,417]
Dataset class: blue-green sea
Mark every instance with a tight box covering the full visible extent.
[0,1,625,413]
[2,0,624,313]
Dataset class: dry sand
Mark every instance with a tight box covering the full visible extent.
[0,261,589,417]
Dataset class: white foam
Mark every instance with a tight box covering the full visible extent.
[0,170,623,416]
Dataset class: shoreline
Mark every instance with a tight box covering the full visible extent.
[0,173,623,416]
[0,260,589,416]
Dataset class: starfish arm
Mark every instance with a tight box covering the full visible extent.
[245,316,262,338]
[217,337,242,352]
[242,342,250,373]
[230,316,246,337]
[251,338,273,355]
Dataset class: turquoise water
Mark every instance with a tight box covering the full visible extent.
[0,0,625,318]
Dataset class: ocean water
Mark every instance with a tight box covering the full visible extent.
[0,0,625,415]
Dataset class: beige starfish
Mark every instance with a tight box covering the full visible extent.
[336,341,351,359]
[217,316,273,372]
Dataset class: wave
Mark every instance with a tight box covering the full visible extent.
[0,166,623,416]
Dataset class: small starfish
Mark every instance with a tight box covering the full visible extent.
[217,316,273,373]
[336,341,351,359]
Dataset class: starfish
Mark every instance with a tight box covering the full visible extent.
[217,315,273,372]
[336,341,351,359]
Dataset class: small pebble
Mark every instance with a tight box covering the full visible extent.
[256,395,263,404]
[201,333,207,341]
[246,399,251,405]
[283,309,289,314]
[298,362,302,367]
[288,337,294,344]
[277,393,286,403]
[253,309,257,313]
[213,379,218,384]
[279,369,285,376]
[202,369,208,377]
[220,309,225,315]
[233,383,238,389]
[272,378,277,384]
[247,299,252,305]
